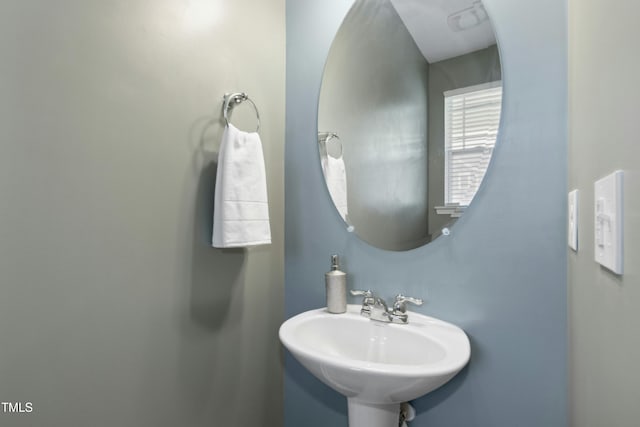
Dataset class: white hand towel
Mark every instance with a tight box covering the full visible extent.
[321,154,349,222]
[212,124,271,248]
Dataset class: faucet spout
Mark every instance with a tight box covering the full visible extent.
[369,297,392,322]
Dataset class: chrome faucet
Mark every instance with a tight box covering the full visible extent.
[350,290,423,324]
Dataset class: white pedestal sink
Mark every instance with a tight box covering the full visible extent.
[279,305,470,427]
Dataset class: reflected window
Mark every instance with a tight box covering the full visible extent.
[444,82,502,206]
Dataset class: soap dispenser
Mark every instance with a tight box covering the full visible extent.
[325,254,347,314]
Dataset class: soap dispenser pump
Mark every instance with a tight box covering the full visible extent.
[325,254,347,314]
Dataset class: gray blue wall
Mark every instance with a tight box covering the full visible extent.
[285,0,567,426]
[0,1,285,426]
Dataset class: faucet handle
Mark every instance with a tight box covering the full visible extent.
[350,289,375,305]
[350,290,375,316]
[350,289,373,298]
[393,294,424,313]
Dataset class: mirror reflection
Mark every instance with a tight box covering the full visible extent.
[318,0,502,251]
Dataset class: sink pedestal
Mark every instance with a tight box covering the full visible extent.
[347,399,399,427]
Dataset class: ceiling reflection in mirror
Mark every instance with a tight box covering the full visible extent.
[318,0,502,251]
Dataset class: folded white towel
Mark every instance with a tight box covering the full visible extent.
[321,154,349,222]
[212,124,271,248]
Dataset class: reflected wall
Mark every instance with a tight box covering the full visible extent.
[318,0,430,250]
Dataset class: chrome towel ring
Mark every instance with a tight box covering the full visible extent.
[223,92,261,133]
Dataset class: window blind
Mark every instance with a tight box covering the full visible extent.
[444,82,502,206]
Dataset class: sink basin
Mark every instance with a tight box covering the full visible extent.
[279,305,470,427]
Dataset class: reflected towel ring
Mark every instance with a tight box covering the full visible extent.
[319,132,343,158]
[223,92,261,133]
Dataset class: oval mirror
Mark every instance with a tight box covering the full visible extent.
[318,0,502,251]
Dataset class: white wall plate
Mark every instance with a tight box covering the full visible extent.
[594,171,624,274]
[568,189,578,251]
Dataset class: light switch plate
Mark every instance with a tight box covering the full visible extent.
[568,189,578,251]
[594,170,624,274]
